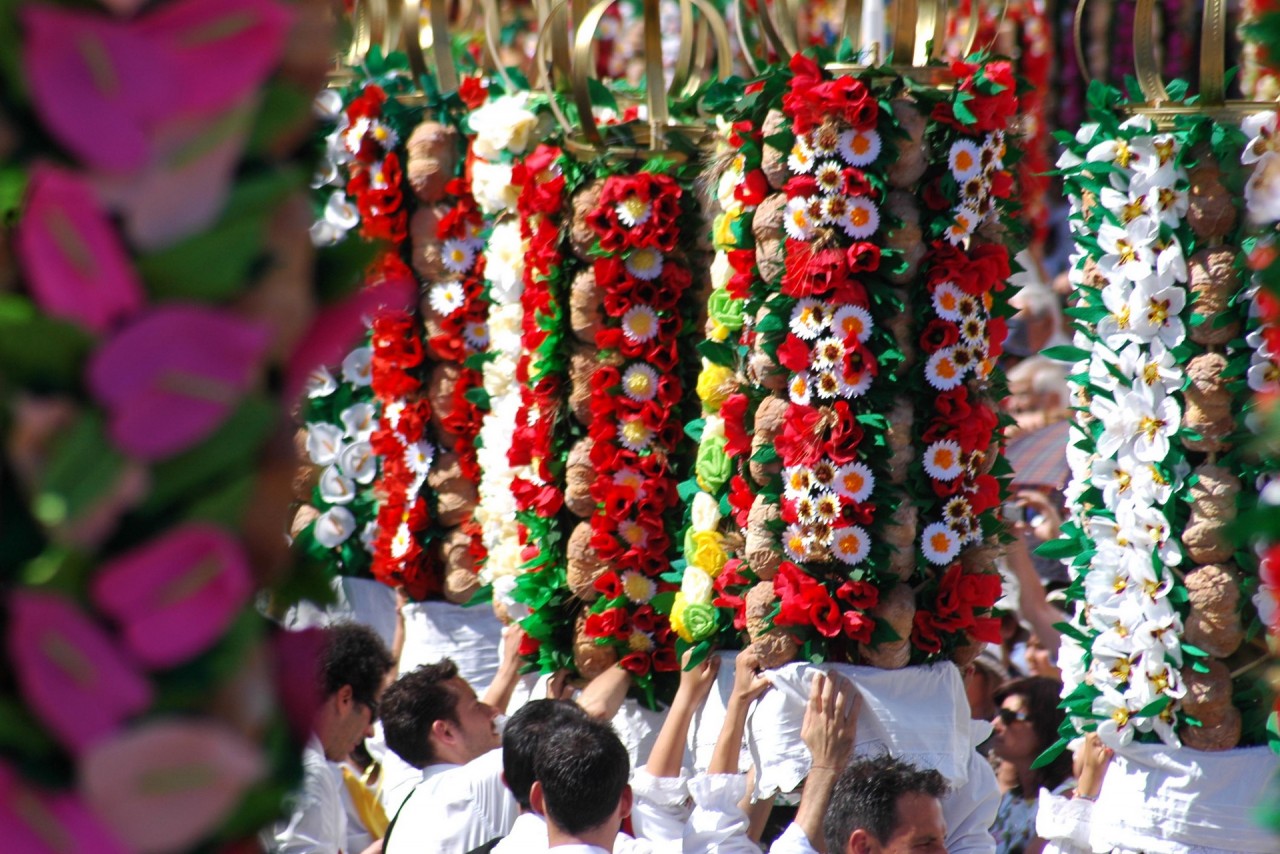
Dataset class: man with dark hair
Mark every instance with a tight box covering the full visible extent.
[822,755,949,854]
[268,623,395,854]
[381,631,635,854]
[530,718,633,852]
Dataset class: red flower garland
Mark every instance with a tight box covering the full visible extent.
[343,85,408,245]
[580,171,690,677]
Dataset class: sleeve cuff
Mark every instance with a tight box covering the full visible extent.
[1035,788,1093,847]
[688,772,748,812]
[631,767,689,807]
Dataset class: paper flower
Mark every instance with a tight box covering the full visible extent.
[921,522,961,565]
[7,591,152,756]
[0,761,129,854]
[88,304,271,460]
[15,165,145,334]
[90,524,253,668]
[313,506,356,547]
[839,128,881,166]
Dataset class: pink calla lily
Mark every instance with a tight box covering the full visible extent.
[138,0,293,117]
[22,5,176,173]
[6,591,151,756]
[15,164,145,334]
[0,761,129,854]
[91,523,253,668]
[80,720,266,854]
[87,304,271,461]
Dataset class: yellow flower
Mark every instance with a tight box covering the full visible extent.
[696,363,735,411]
[713,208,740,250]
[690,530,728,577]
[669,592,693,642]
[709,321,730,342]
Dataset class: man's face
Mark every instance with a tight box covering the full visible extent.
[444,676,501,762]
[330,686,380,761]
[856,792,947,854]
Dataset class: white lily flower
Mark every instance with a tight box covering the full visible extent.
[1092,457,1137,508]
[339,402,378,441]
[305,365,338,398]
[314,506,356,548]
[342,347,373,387]
[1131,462,1175,505]
[1097,218,1159,282]
[339,441,378,485]
[319,464,356,505]
[1242,111,1280,165]
[1095,385,1180,463]
[1097,281,1139,350]
[1122,341,1183,395]
[1132,612,1183,665]
[306,422,344,466]
[1093,685,1142,747]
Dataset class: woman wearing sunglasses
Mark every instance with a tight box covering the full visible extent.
[988,676,1075,854]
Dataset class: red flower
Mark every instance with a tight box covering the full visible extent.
[736,170,769,208]
[845,242,881,273]
[728,476,755,527]
[781,243,849,299]
[920,319,960,354]
[836,580,880,610]
[594,571,624,600]
[651,647,678,672]
[911,611,943,654]
[841,610,874,644]
[586,607,630,640]
[619,652,651,676]
[458,75,488,109]
[776,405,825,467]
[721,393,752,457]
[776,334,812,372]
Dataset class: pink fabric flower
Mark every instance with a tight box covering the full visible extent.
[87,304,271,460]
[138,0,293,117]
[6,591,151,756]
[90,523,253,668]
[14,164,144,334]
[21,5,176,173]
[79,720,266,854]
[0,761,129,854]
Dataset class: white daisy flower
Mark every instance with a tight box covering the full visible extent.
[839,128,881,166]
[813,369,842,399]
[614,467,647,497]
[924,348,965,391]
[429,280,467,316]
[833,462,874,503]
[405,439,435,475]
[625,247,665,280]
[944,205,981,245]
[840,364,873,398]
[821,194,850,227]
[815,161,845,195]
[783,465,815,500]
[788,136,816,174]
[921,522,961,565]
[931,282,965,321]
[923,440,964,481]
[812,460,837,487]
[618,417,654,452]
[463,320,490,350]
[784,196,818,240]
[783,523,815,562]
[810,336,846,370]
[832,525,871,566]
[831,305,873,342]
[840,197,880,239]
[615,193,652,227]
[789,371,813,405]
[809,126,838,157]
[442,239,477,275]
[813,491,841,524]
[622,363,660,402]
[621,305,660,343]
[949,139,983,181]
[621,570,657,603]
[790,299,830,339]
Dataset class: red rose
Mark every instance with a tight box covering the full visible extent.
[458,75,488,109]
[845,242,881,272]
[619,652,651,676]
[586,607,630,639]
[836,580,880,610]
[595,571,624,600]
[776,405,825,467]
[651,647,678,672]
[911,611,943,654]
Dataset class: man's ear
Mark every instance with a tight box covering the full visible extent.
[618,783,633,821]
[847,828,873,854]
[529,781,546,817]
[431,717,454,746]
[336,684,355,710]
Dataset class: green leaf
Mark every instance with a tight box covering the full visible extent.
[1041,345,1091,363]
[650,591,676,614]
[464,386,491,409]
[698,338,737,366]
[1035,538,1079,560]
[1137,695,1170,718]
[1031,737,1071,769]
[0,295,95,389]
[137,170,300,302]
[35,412,127,535]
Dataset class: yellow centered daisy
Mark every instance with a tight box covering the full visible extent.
[622,570,656,602]
[628,632,654,652]
[616,195,652,227]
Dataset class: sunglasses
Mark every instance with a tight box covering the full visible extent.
[997,708,1031,726]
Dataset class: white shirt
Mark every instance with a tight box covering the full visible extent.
[492,812,663,854]
[266,736,347,854]
[384,748,518,854]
